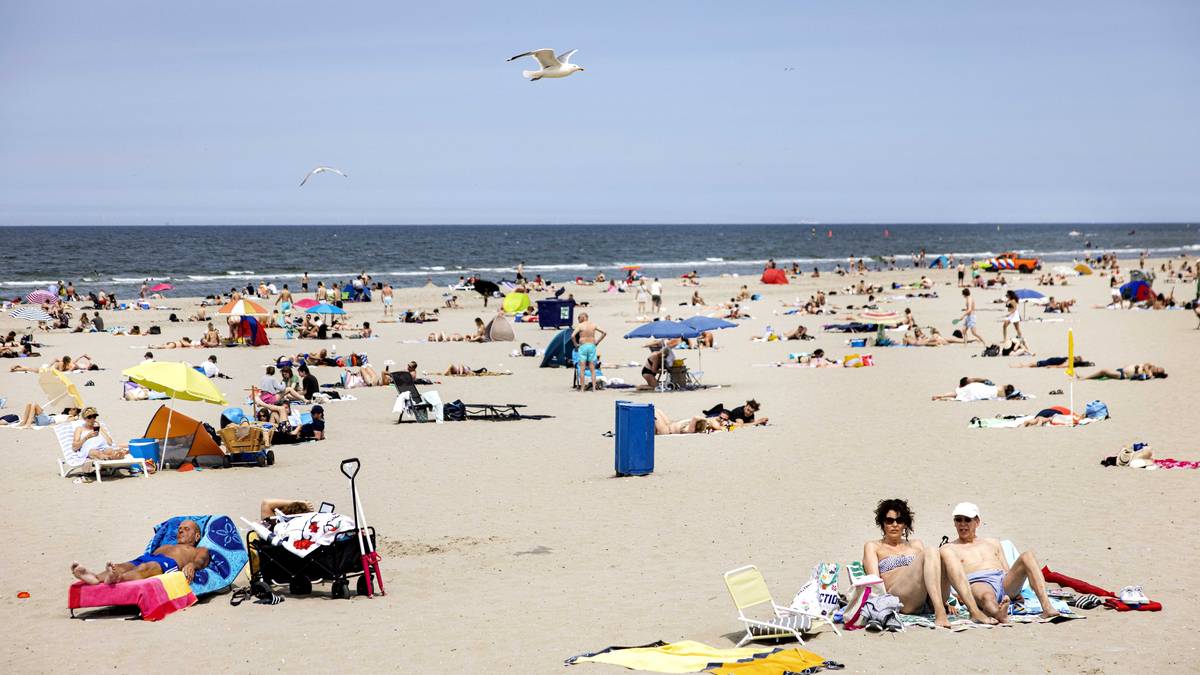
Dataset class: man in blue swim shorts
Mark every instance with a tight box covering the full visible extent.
[571,312,607,392]
[938,502,1060,624]
[71,519,210,585]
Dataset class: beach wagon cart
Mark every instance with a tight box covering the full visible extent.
[247,526,377,599]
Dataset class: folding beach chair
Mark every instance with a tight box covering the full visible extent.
[723,564,823,647]
[461,402,527,420]
[390,371,438,422]
[54,420,148,482]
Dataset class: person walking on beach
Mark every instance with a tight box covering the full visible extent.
[650,278,663,314]
[571,312,606,391]
[956,261,966,287]
[516,261,526,283]
[635,280,649,315]
[1001,290,1026,348]
[958,288,985,345]
[301,272,309,293]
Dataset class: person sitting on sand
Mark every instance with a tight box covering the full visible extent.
[1012,355,1091,369]
[863,499,952,628]
[0,342,40,359]
[638,342,671,389]
[939,502,1060,623]
[784,324,813,340]
[932,378,1021,401]
[1044,297,1075,313]
[405,361,439,385]
[691,290,705,306]
[1085,363,1167,381]
[72,519,210,585]
[199,322,222,347]
[427,331,466,342]
[653,408,724,435]
[703,399,768,426]
[149,336,195,349]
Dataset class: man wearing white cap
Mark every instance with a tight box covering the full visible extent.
[939,502,1060,623]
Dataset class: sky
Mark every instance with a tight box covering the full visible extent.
[1,1,1198,225]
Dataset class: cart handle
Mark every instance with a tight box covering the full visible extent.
[340,457,361,480]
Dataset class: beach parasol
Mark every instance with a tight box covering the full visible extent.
[306,303,346,315]
[472,279,500,297]
[38,367,83,409]
[1066,330,1075,417]
[121,361,227,467]
[294,298,319,310]
[858,311,903,326]
[623,320,702,340]
[25,289,59,304]
[149,283,173,293]
[9,307,54,322]
[681,316,738,382]
[1013,288,1047,319]
[217,298,269,316]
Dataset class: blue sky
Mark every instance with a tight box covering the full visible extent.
[1,1,1197,225]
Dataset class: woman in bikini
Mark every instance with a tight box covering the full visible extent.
[1085,362,1167,380]
[1001,290,1026,347]
[653,408,723,435]
[200,323,222,347]
[863,498,953,628]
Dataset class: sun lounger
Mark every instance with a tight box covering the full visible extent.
[389,371,439,422]
[54,420,147,482]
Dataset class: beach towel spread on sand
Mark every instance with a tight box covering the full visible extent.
[69,570,196,621]
[565,641,824,673]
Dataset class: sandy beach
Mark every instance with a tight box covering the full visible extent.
[0,260,1197,673]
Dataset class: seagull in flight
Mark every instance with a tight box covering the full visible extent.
[299,166,348,187]
[506,48,584,81]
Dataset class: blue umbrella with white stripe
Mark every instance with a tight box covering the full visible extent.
[10,307,54,322]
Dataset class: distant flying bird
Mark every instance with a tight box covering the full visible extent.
[507,48,584,81]
[783,66,796,71]
[299,166,348,187]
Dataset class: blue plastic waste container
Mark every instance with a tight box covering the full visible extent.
[537,299,576,330]
[615,401,654,476]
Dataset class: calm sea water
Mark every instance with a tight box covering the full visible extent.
[1,223,1196,297]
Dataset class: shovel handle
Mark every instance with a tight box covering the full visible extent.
[340,457,361,480]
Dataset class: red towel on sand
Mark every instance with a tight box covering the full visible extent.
[1041,566,1162,612]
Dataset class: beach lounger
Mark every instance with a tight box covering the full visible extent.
[723,564,819,647]
[54,420,147,482]
[389,371,439,422]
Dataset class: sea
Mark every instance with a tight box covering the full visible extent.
[1,223,1196,298]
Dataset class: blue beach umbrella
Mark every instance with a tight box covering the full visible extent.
[1011,289,1045,300]
[306,303,347,315]
[682,316,738,332]
[623,320,701,340]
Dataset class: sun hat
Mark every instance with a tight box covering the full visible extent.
[952,502,980,519]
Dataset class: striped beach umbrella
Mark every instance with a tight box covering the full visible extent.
[9,307,54,322]
[24,289,59,304]
[217,298,269,316]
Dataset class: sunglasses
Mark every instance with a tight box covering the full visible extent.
[882,516,907,525]
[86,414,98,419]
[953,516,973,523]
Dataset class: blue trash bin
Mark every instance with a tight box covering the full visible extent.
[615,401,654,476]
[537,299,576,330]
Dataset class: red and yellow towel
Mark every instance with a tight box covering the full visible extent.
[68,571,197,621]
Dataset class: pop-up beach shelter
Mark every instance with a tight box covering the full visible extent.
[143,404,223,467]
[541,329,574,368]
[1120,280,1152,303]
[502,292,531,315]
[484,313,515,341]
[928,255,949,269]
[239,316,270,346]
[760,268,788,284]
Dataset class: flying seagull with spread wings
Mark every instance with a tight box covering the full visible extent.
[299,166,348,187]
[506,48,584,81]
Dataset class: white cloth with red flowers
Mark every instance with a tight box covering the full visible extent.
[271,512,357,558]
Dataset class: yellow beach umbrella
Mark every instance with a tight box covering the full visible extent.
[38,367,83,409]
[217,298,269,316]
[122,361,227,467]
[1066,330,1075,415]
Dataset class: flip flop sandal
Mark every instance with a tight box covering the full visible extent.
[1049,389,1063,395]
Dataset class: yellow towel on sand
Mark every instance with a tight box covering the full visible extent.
[708,648,827,674]
[569,640,824,673]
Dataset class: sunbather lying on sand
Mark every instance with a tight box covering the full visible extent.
[792,348,841,367]
[903,327,961,346]
[426,332,467,342]
[0,404,81,428]
[1011,356,1092,368]
[1085,363,1167,380]
[703,399,768,426]
[72,519,210,585]
[863,499,952,628]
[150,337,196,349]
[653,409,724,435]
[10,354,98,373]
[443,364,510,376]
[931,378,1021,401]
[784,325,813,340]
[940,502,1060,622]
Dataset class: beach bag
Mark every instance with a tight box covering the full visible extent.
[981,344,1000,357]
[520,342,536,357]
[443,400,466,422]
[1084,400,1109,420]
[148,325,161,335]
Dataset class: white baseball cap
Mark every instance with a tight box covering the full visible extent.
[952,502,980,519]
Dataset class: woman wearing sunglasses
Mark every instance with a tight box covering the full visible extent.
[70,407,131,463]
[862,498,952,628]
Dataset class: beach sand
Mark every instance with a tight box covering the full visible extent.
[1,261,1197,673]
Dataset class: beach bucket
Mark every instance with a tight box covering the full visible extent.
[849,338,867,348]
[129,438,160,463]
